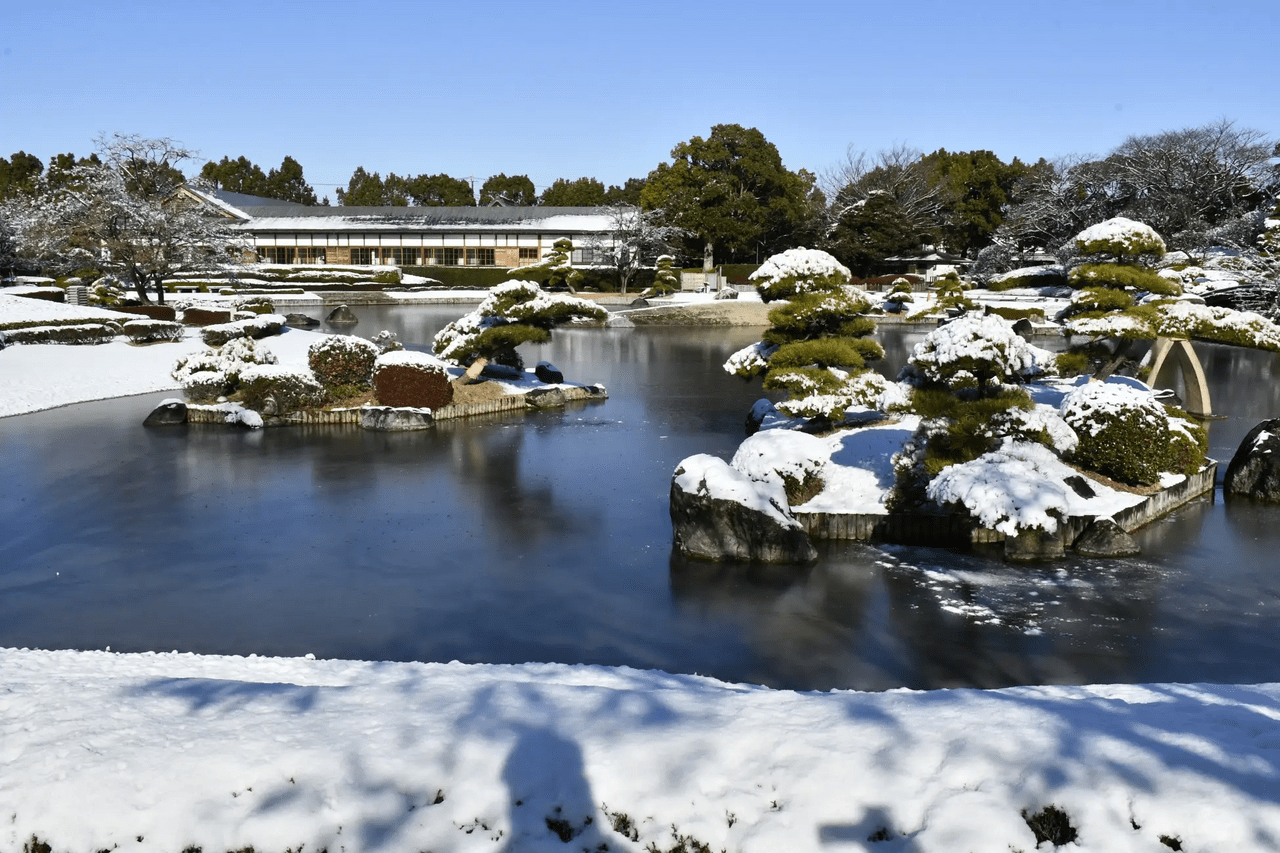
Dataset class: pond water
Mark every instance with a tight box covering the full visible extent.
[2,306,1279,692]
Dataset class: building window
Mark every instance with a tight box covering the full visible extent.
[262,247,296,264]
[391,248,418,266]
[465,248,495,266]
[518,247,539,260]
[298,248,326,264]
[571,248,599,265]
[351,247,375,265]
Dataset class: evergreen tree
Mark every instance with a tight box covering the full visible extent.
[264,155,318,205]
[603,177,646,206]
[200,155,270,196]
[480,173,536,206]
[826,192,926,277]
[0,151,45,201]
[401,173,474,206]
[337,167,405,206]
[539,176,607,206]
[921,149,1029,255]
[641,124,815,268]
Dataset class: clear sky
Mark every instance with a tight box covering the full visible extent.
[2,0,1276,201]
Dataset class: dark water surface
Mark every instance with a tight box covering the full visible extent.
[2,307,1279,691]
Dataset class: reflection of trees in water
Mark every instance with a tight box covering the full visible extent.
[668,548,912,691]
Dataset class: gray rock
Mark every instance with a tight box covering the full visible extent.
[1063,475,1097,499]
[326,305,358,325]
[525,387,566,409]
[629,298,650,308]
[1004,526,1065,561]
[584,383,609,399]
[480,362,524,381]
[714,287,739,300]
[284,313,320,328]
[360,406,433,431]
[535,361,564,384]
[669,461,817,564]
[1072,518,1140,557]
[745,399,777,437]
[1011,317,1035,337]
[143,399,188,426]
[1224,418,1280,502]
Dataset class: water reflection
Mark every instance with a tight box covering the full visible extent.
[3,309,1280,691]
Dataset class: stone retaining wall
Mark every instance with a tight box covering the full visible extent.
[795,462,1217,552]
[185,385,603,427]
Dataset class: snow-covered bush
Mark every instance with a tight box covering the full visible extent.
[1067,263,1180,296]
[373,350,453,409]
[370,329,403,354]
[986,265,1067,291]
[171,338,278,402]
[308,334,380,388]
[927,441,1073,536]
[774,371,906,420]
[723,341,779,379]
[750,248,852,302]
[200,313,285,346]
[433,280,606,369]
[237,365,326,414]
[122,319,185,343]
[1059,381,1206,486]
[646,254,680,296]
[1075,217,1167,262]
[905,313,1049,394]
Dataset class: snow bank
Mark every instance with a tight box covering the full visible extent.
[3,647,1279,853]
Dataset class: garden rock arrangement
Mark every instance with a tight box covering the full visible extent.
[1224,419,1280,502]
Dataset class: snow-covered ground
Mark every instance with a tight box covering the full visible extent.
[4,290,1280,851]
[4,648,1279,853]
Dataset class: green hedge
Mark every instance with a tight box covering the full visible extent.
[402,266,519,288]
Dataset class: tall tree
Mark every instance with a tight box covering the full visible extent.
[200,155,270,196]
[336,167,405,206]
[3,134,244,304]
[400,173,473,206]
[0,151,45,201]
[480,173,536,206]
[825,191,927,277]
[641,124,814,268]
[603,177,646,206]
[920,148,1030,255]
[264,156,318,205]
[539,176,607,206]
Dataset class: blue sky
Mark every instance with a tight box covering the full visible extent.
[2,0,1276,201]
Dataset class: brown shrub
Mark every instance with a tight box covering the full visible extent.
[117,304,177,321]
[374,363,453,409]
[181,307,232,326]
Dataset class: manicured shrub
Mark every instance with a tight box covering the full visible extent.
[986,306,1045,322]
[373,351,453,408]
[200,314,285,346]
[646,254,681,296]
[237,365,326,414]
[122,319,185,343]
[181,307,233,326]
[768,338,879,372]
[308,334,380,388]
[1068,263,1180,295]
[906,313,1049,394]
[1076,217,1166,261]
[116,304,177,321]
[1059,381,1203,486]
[171,338,278,402]
[761,291,875,346]
[750,247,851,302]
[433,280,605,367]
[1,323,118,345]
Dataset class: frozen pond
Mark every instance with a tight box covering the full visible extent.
[2,305,1279,691]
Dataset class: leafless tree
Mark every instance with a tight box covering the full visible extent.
[821,143,944,238]
[585,206,685,294]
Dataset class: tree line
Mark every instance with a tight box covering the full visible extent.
[4,119,1277,281]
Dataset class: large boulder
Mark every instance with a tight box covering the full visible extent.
[1224,418,1280,502]
[143,398,188,427]
[360,406,433,431]
[1072,517,1140,557]
[284,313,320,328]
[525,387,566,409]
[535,361,564,384]
[325,304,358,325]
[670,454,817,564]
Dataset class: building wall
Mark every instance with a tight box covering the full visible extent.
[252,231,589,267]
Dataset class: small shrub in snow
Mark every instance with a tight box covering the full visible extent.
[1076,217,1167,262]
[762,291,876,346]
[308,335,380,388]
[201,314,285,346]
[927,440,1072,535]
[986,265,1068,291]
[906,313,1046,394]
[373,350,453,409]
[645,254,681,297]
[237,365,326,414]
[730,430,827,507]
[171,338,278,402]
[370,329,404,353]
[1059,381,1204,486]
[233,296,275,314]
[180,307,232,326]
[122,319,185,343]
[750,248,851,302]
